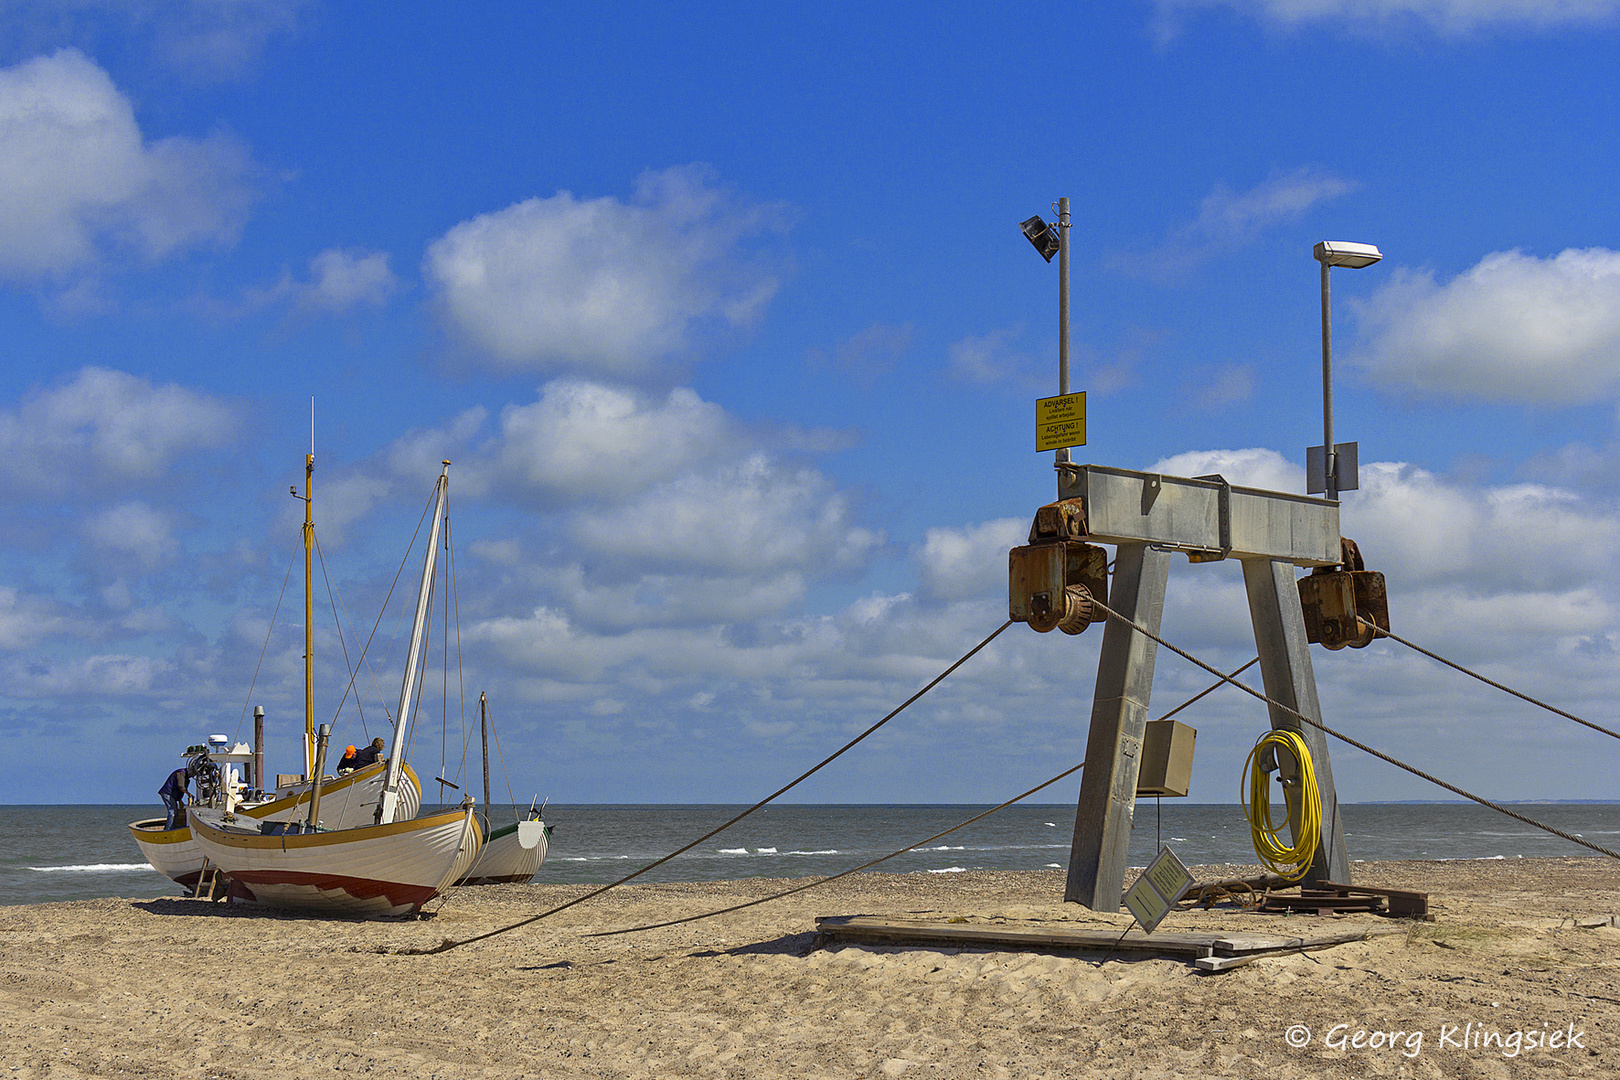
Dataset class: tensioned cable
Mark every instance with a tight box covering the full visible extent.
[1087,597,1620,862]
[590,757,1089,937]
[315,484,439,735]
[1371,625,1620,743]
[1157,656,1257,721]
[399,619,1016,955]
[314,536,370,736]
[590,655,1261,937]
[485,693,520,815]
[233,548,298,742]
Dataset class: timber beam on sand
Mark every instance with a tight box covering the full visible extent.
[813,915,1403,973]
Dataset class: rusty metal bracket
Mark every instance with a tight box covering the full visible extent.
[1299,536,1389,650]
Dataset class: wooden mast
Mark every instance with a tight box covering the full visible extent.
[480,691,491,814]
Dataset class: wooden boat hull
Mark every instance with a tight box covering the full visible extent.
[457,818,548,885]
[188,805,482,917]
[126,762,422,887]
[126,819,205,888]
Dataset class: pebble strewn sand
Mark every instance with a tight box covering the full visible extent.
[2,858,1617,1078]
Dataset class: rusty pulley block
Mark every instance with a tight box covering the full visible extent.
[1008,498,1109,635]
[1298,537,1389,650]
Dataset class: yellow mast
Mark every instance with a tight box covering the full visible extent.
[303,453,315,779]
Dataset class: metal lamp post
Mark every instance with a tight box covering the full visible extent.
[1021,197,1072,485]
[1311,240,1382,501]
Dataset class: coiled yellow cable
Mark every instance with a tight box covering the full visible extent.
[1241,729,1320,882]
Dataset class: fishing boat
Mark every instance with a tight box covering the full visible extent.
[185,457,482,915]
[127,754,422,890]
[456,692,550,886]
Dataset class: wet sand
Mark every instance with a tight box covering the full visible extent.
[2,857,1617,1078]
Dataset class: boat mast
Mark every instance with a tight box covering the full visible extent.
[302,453,316,780]
[377,460,451,825]
[480,691,491,814]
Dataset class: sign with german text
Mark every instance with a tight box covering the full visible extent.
[1123,845,1193,934]
[1035,392,1087,453]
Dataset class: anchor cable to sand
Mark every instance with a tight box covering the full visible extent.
[400,619,1017,954]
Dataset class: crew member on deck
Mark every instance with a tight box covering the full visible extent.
[159,764,194,830]
[350,737,386,769]
[336,745,359,773]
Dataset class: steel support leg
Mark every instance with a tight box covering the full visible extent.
[1065,542,1172,910]
[1242,557,1350,885]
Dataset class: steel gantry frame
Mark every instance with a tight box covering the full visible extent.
[1054,464,1353,911]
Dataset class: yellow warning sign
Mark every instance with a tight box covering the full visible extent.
[1035,392,1087,453]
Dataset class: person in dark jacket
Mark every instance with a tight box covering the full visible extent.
[159,765,193,830]
[336,745,360,773]
[349,737,386,769]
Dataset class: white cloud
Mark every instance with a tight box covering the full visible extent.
[1149,447,1302,492]
[1345,462,1620,590]
[424,165,788,374]
[1120,168,1354,277]
[570,453,883,575]
[917,518,1026,601]
[0,367,238,497]
[492,380,736,503]
[1156,0,1620,35]
[0,587,73,651]
[84,501,173,569]
[1355,248,1620,404]
[947,325,1036,384]
[290,247,398,312]
[0,652,174,699]
[0,2,308,81]
[0,49,256,281]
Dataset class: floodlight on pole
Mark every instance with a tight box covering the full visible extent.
[1310,240,1382,503]
[1021,199,1072,484]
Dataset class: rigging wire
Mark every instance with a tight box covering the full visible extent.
[233,548,298,743]
[399,619,1016,955]
[593,653,1263,937]
[1371,625,1620,743]
[314,535,370,737]
[590,757,1089,938]
[314,484,439,737]
[485,692,521,816]
[1086,597,1620,862]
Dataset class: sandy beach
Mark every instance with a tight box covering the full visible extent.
[2,857,1617,1079]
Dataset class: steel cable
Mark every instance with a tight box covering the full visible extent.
[1088,597,1620,862]
[420,647,1260,942]
[398,620,1016,954]
[1371,625,1620,742]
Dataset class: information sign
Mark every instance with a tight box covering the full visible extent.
[1122,845,1194,934]
[1035,392,1087,453]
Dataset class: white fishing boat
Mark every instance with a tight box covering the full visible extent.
[456,692,550,886]
[457,815,548,885]
[128,757,422,889]
[189,803,480,917]
[179,457,483,916]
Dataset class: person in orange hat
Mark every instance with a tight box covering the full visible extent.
[336,744,360,774]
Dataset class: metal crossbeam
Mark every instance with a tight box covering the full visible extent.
[1057,464,1342,567]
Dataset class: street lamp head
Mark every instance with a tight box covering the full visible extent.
[1021,215,1060,262]
[1314,240,1382,269]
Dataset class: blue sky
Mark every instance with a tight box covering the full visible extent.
[3,1,1620,814]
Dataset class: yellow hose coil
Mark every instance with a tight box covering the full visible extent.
[1241,729,1321,882]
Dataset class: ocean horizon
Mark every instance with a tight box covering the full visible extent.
[7,801,1620,907]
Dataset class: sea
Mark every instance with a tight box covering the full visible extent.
[5,801,1620,907]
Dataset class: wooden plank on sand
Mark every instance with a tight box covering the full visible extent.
[814,916,1404,960]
